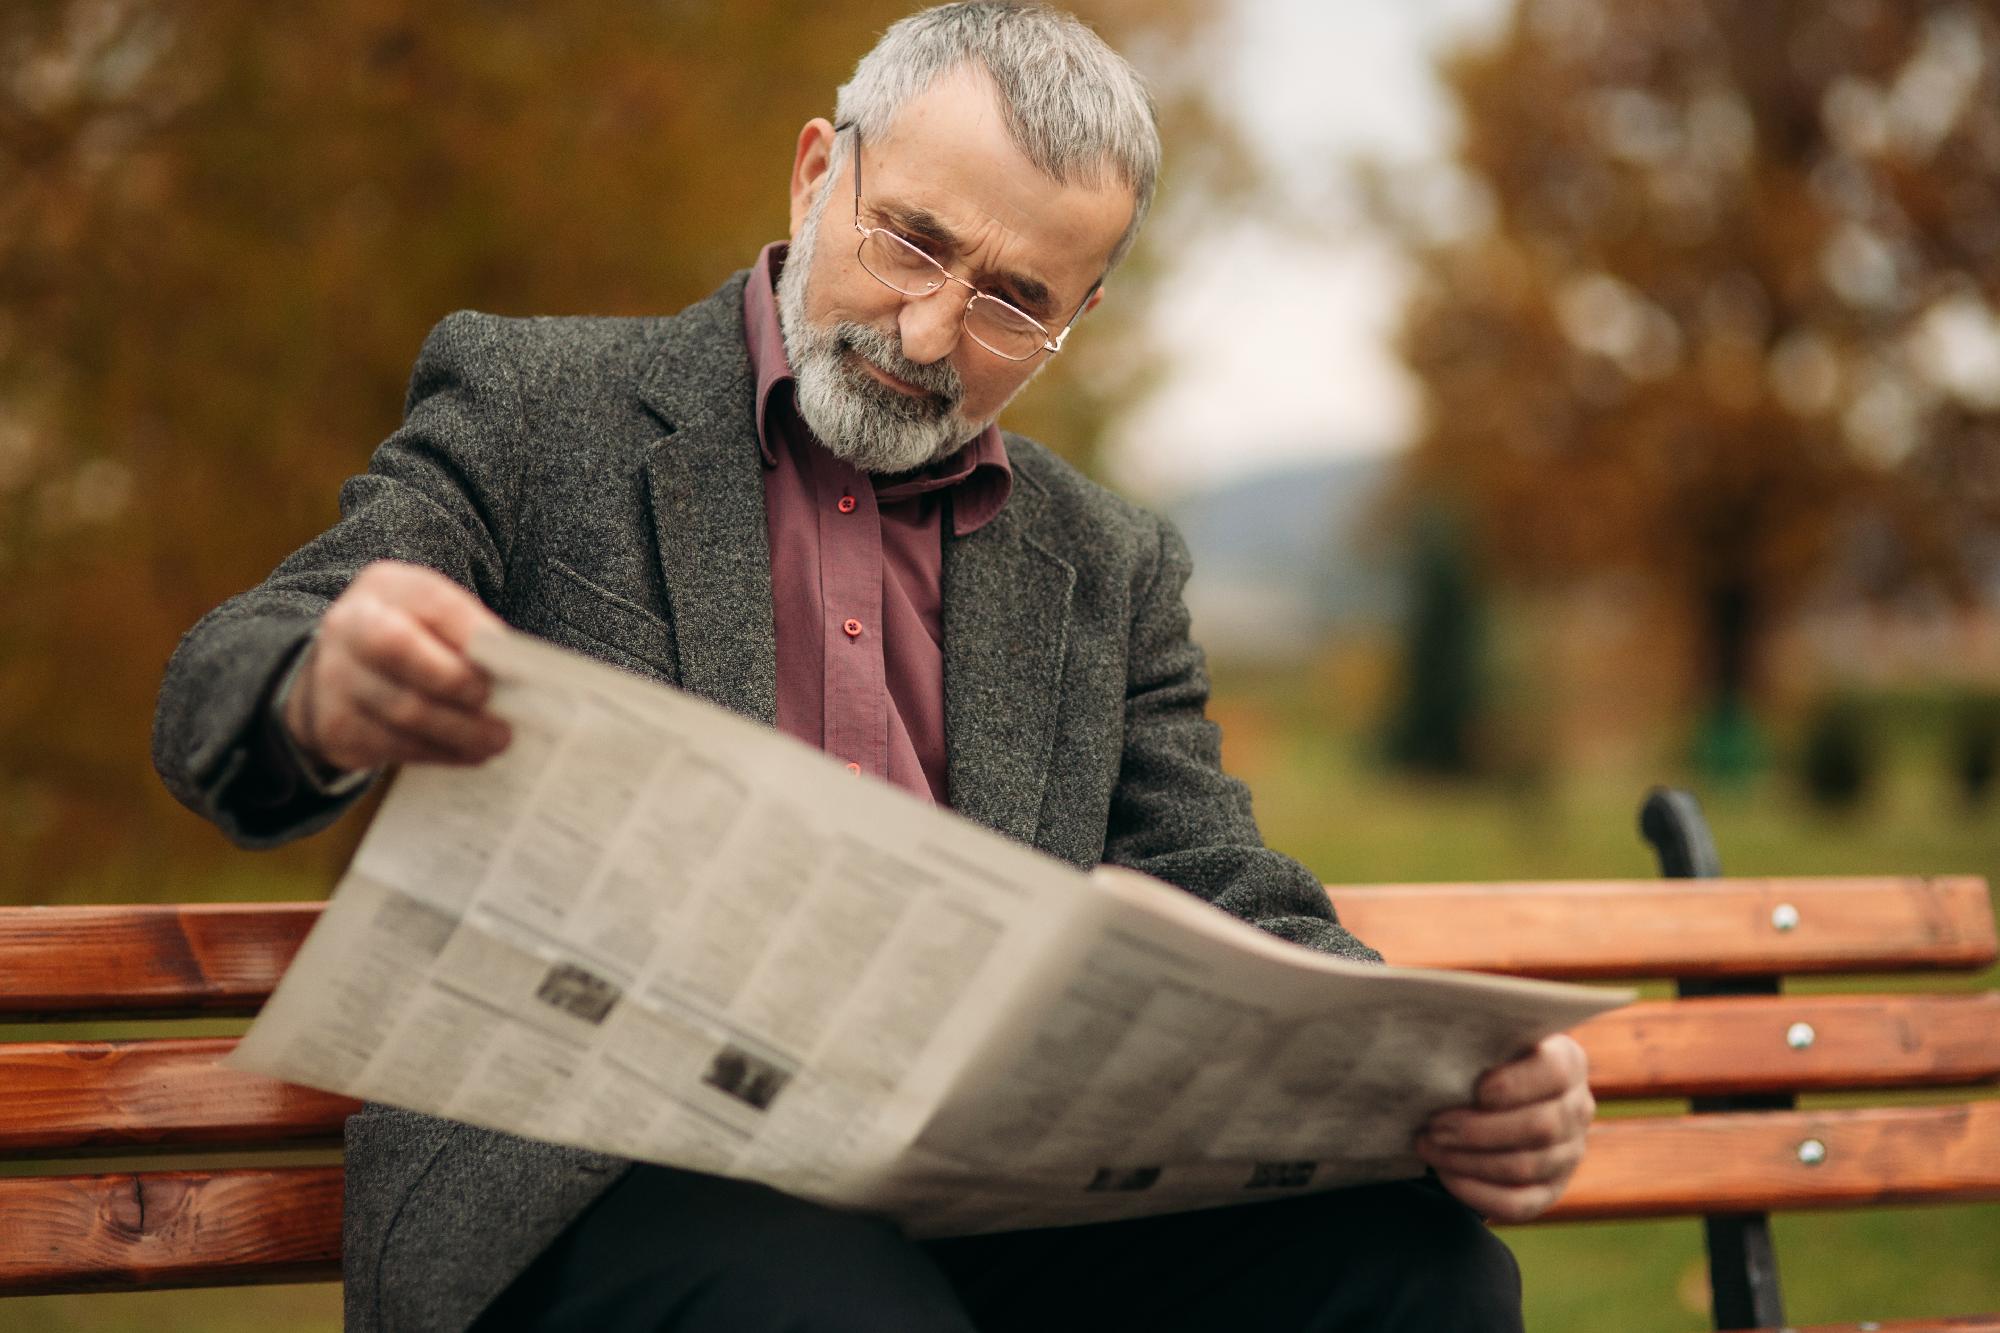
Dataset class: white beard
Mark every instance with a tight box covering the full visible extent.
[775,178,993,475]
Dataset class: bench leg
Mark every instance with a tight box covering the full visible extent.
[1642,788,1792,1332]
[1701,1211,1785,1330]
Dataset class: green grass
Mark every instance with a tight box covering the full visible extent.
[6,1285,342,1333]
[11,686,1997,1330]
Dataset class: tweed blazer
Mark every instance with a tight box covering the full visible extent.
[152,272,1378,1332]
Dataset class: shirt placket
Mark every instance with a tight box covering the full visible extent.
[814,449,887,779]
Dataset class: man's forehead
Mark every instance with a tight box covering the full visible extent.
[862,70,1132,283]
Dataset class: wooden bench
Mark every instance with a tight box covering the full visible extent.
[1,791,1995,1330]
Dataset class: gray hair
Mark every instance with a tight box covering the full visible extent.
[833,3,1160,271]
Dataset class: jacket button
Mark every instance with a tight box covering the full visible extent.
[843,618,863,638]
[837,495,857,514]
[845,762,861,775]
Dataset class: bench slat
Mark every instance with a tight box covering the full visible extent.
[1542,1101,2000,1221]
[0,1166,342,1295]
[1332,877,1996,978]
[1577,993,2000,1098]
[2,878,1990,1019]
[8,991,1996,1159]
[0,1039,357,1155]
[0,1106,1992,1290]
[0,904,318,1019]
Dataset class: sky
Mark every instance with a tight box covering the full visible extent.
[1106,0,1511,500]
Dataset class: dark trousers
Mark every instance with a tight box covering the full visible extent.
[469,1165,1523,1332]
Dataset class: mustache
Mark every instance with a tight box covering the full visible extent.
[835,322,963,411]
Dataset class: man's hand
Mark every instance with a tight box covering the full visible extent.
[1415,1032,1594,1224]
[284,561,512,773]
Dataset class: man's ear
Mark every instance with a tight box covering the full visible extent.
[789,118,839,240]
[1082,286,1106,317]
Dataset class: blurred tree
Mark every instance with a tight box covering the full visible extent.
[1952,692,2000,808]
[1798,691,1873,810]
[1382,509,1487,776]
[1383,0,2000,766]
[0,0,1247,890]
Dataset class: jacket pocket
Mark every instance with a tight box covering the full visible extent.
[508,558,678,683]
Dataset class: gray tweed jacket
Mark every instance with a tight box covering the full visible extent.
[152,272,1378,1332]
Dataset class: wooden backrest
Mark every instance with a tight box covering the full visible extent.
[1325,876,2000,1225]
[0,903,350,1294]
[0,876,1994,1292]
[3,876,1989,1016]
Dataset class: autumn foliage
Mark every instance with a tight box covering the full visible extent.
[0,1,1230,890]
[1393,0,2000,718]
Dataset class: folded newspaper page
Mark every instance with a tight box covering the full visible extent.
[231,625,1631,1236]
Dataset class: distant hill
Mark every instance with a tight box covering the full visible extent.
[1162,453,1402,660]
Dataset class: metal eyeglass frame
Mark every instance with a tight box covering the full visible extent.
[839,122,1100,361]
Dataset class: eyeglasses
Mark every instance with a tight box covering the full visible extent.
[840,123,1099,362]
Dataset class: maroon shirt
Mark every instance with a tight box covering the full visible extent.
[744,243,1012,805]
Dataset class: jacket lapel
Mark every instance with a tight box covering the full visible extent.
[634,275,779,727]
[943,472,1075,844]
[629,272,1076,840]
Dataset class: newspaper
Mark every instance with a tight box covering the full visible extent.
[231,625,1630,1236]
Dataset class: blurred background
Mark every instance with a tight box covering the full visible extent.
[3,0,1996,1327]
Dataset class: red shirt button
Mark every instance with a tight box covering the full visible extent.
[837,495,857,514]
[842,618,863,638]
[845,762,861,775]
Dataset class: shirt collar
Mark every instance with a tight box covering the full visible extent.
[742,241,1013,537]
[743,241,796,469]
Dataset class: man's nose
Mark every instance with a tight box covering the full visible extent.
[897,287,967,365]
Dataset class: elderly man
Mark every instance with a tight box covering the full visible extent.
[154,5,1590,1330]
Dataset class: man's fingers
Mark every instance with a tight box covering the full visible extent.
[1474,1033,1589,1110]
[356,715,473,769]
[289,560,511,772]
[1428,1083,1596,1151]
[335,597,491,709]
[365,560,504,652]
[349,673,510,762]
[1420,1033,1595,1228]
[1416,1136,1583,1190]
[1431,1171,1565,1226]
[1420,1124,1588,1225]
[309,700,477,772]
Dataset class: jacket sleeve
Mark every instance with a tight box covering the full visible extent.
[1100,513,1382,964]
[151,311,529,847]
